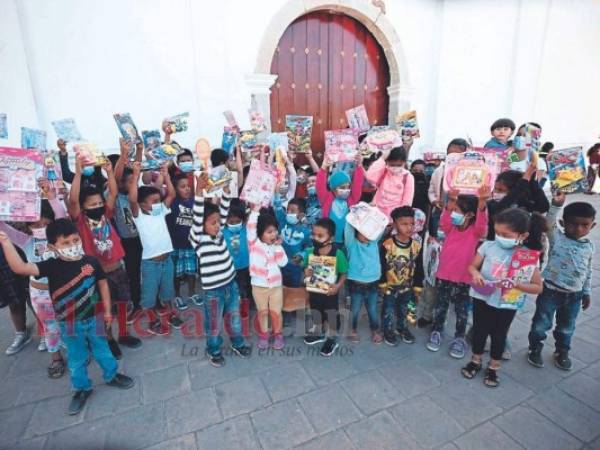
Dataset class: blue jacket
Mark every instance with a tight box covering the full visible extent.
[274,200,312,287]
[484,137,509,149]
[344,222,382,283]
[223,225,249,270]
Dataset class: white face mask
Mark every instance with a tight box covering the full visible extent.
[56,243,84,261]
[492,192,507,201]
[388,166,404,175]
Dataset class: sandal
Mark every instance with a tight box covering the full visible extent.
[461,361,482,379]
[47,357,66,379]
[483,367,499,388]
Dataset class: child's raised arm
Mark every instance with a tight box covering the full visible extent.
[67,154,83,219]
[128,162,142,217]
[246,205,260,245]
[189,172,209,243]
[161,164,176,208]
[475,185,491,238]
[219,186,232,227]
[306,151,320,173]
[0,232,39,277]
[114,138,131,186]
[104,162,118,211]
[349,157,365,206]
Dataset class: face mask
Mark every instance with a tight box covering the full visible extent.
[495,235,519,249]
[179,161,194,173]
[56,243,84,261]
[297,175,306,184]
[451,211,466,226]
[150,203,162,217]
[336,188,351,200]
[307,186,316,196]
[492,192,507,201]
[31,227,47,240]
[82,166,95,177]
[411,172,426,182]
[227,223,242,232]
[286,213,299,225]
[84,206,105,221]
[312,238,330,250]
[388,166,404,175]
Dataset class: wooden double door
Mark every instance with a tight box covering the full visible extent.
[269,11,390,159]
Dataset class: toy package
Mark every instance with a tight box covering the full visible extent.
[0,147,43,221]
[240,159,277,207]
[395,110,420,138]
[285,115,313,154]
[41,151,67,200]
[423,236,442,286]
[51,118,82,142]
[547,146,588,194]
[305,254,337,294]
[477,146,510,172]
[0,114,6,139]
[324,129,358,163]
[239,130,258,152]
[423,151,446,163]
[113,113,141,148]
[163,112,189,134]
[345,105,370,135]
[222,127,238,155]
[204,171,238,199]
[269,132,289,185]
[21,127,47,151]
[524,124,541,153]
[141,130,162,152]
[249,110,267,133]
[365,126,402,154]
[195,138,212,171]
[346,202,389,240]
[443,151,499,195]
[499,248,540,309]
[73,142,108,166]
[223,110,238,128]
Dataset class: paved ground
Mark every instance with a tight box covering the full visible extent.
[1,194,600,450]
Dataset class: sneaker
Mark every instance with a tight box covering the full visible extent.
[174,297,189,311]
[371,331,383,344]
[117,335,142,349]
[230,344,252,358]
[126,307,143,325]
[304,335,326,345]
[106,373,135,389]
[399,329,416,344]
[37,337,47,352]
[5,330,31,355]
[257,335,269,350]
[554,351,572,371]
[206,351,225,368]
[108,338,122,360]
[384,331,398,346]
[320,338,339,356]
[502,340,512,360]
[168,313,184,329]
[527,348,544,368]
[147,320,168,336]
[449,337,467,359]
[68,389,92,415]
[417,318,432,329]
[348,331,360,343]
[190,294,204,307]
[272,334,285,350]
[426,331,442,352]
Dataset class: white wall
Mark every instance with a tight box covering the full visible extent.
[0,0,598,155]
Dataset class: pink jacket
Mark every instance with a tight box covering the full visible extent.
[316,166,364,218]
[365,158,415,218]
[436,207,488,284]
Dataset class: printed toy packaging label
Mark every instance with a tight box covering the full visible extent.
[547,146,588,194]
[285,115,313,153]
[305,255,337,294]
[324,129,358,163]
[21,127,47,151]
[0,147,43,221]
[345,105,370,135]
[51,118,83,142]
[443,151,499,195]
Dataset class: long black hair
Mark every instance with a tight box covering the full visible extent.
[494,208,547,251]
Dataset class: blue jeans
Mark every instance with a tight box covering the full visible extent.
[59,317,118,391]
[349,280,380,331]
[204,279,246,356]
[528,286,584,352]
[141,256,175,309]
[382,288,412,334]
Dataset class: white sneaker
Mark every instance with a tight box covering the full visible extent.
[6,331,32,355]
[37,337,48,352]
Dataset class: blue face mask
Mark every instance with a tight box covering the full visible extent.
[307,186,316,197]
[495,235,519,249]
[286,213,299,225]
[336,188,351,200]
[450,211,466,226]
[179,161,194,173]
[82,166,95,177]
[150,203,162,217]
[227,223,242,232]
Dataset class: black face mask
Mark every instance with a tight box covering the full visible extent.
[312,239,330,250]
[411,172,426,183]
[84,206,104,221]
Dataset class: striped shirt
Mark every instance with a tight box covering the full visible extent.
[189,195,236,290]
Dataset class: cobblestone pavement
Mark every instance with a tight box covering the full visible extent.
[1,194,599,449]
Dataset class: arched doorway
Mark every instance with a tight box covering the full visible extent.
[269,11,390,160]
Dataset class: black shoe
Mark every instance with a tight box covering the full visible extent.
[399,329,415,344]
[106,373,135,389]
[68,389,92,415]
[320,338,339,357]
[118,335,142,349]
[384,332,398,347]
[206,351,226,368]
[147,320,168,336]
[417,318,432,329]
[168,314,184,330]
[554,351,572,371]
[108,338,122,360]
[527,349,544,368]
[304,335,326,345]
[230,344,252,358]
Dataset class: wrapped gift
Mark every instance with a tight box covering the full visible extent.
[21,127,47,151]
[305,255,337,294]
[74,142,108,166]
[443,151,499,195]
[365,127,402,153]
[346,202,389,240]
[547,146,588,194]
[345,105,370,134]
[51,118,82,142]
[240,159,277,207]
[324,129,358,163]
[163,112,189,134]
[0,147,43,221]
[395,110,420,138]
[286,115,313,153]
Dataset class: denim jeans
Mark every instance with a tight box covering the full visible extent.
[140,256,175,310]
[432,279,470,337]
[349,280,380,331]
[204,279,246,356]
[59,317,118,391]
[528,286,584,352]
[382,288,412,334]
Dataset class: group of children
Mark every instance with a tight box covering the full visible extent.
[0,116,595,414]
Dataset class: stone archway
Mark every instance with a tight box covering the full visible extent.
[247,0,414,132]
